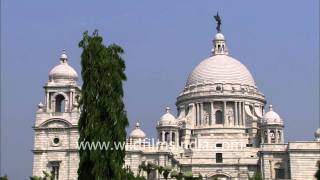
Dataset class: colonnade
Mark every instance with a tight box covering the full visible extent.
[159,130,179,144]
[193,101,246,127]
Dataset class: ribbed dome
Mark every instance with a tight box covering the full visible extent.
[186,55,255,87]
[262,105,283,125]
[159,107,177,126]
[49,63,78,82]
[130,122,146,139]
[49,50,78,83]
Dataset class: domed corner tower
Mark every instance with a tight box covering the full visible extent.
[156,107,179,146]
[260,105,284,144]
[175,25,267,177]
[32,49,81,180]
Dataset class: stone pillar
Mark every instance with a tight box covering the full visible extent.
[200,103,203,126]
[267,129,271,144]
[274,128,277,144]
[195,103,198,126]
[242,102,245,126]
[223,101,227,126]
[46,92,50,111]
[162,131,165,142]
[234,101,238,127]
[192,103,196,127]
[175,130,179,146]
[210,101,214,125]
[169,131,172,144]
[239,102,242,126]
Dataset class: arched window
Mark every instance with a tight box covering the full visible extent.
[172,132,175,142]
[55,94,65,112]
[270,130,275,143]
[215,110,223,124]
[278,131,281,142]
[165,132,170,142]
[274,162,285,179]
[264,131,268,143]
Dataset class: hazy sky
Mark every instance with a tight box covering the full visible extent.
[1,0,319,179]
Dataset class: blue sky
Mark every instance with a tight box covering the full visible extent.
[1,0,319,179]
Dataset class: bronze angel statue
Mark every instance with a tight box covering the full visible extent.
[214,12,222,32]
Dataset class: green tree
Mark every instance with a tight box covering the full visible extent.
[162,166,171,180]
[315,161,320,180]
[251,172,263,180]
[77,30,128,180]
[30,171,52,180]
[0,175,8,180]
[138,161,156,179]
[183,171,193,180]
[171,170,183,180]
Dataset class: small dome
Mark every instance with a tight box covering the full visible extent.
[159,107,177,126]
[215,33,225,40]
[262,105,283,124]
[186,55,255,87]
[49,49,78,83]
[315,128,320,141]
[129,122,146,139]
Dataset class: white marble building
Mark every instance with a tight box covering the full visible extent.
[32,27,320,179]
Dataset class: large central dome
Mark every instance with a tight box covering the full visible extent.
[186,54,255,87]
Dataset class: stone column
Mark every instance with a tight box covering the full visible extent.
[192,103,196,127]
[238,102,241,126]
[267,129,271,144]
[46,92,50,111]
[274,128,278,143]
[162,131,165,142]
[242,102,245,126]
[223,101,227,126]
[169,131,172,144]
[176,130,179,146]
[196,103,199,126]
[200,103,203,126]
[70,91,73,111]
[234,101,238,127]
[210,101,214,126]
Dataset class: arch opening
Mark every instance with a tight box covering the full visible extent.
[216,110,223,124]
[55,94,65,112]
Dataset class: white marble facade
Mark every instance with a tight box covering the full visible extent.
[32,30,320,180]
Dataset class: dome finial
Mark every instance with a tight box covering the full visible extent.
[211,13,228,56]
[135,121,140,128]
[165,106,170,113]
[269,104,273,111]
[60,49,68,63]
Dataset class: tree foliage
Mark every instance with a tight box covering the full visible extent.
[252,172,263,180]
[315,161,320,180]
[77,30,128,180]
[30,171,52,180]
[0,175,8,180]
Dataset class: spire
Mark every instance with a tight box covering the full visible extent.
[60,49,68,64]
[211,13,228,56]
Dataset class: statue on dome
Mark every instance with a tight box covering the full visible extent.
[214,12,222,33]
